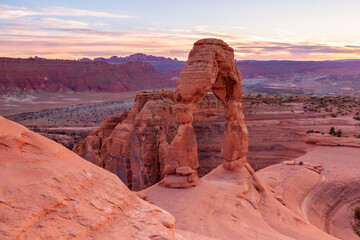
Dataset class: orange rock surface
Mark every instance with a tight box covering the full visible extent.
[0,116,175,239]
[162,39,250,188]
[74,90,178,190]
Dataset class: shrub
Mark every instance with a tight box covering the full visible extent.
[336,129,343,137]
[355,206,360,219]
[299,161,304,165]
[329,127,336,136]
[354,206,360,237]
[307,130,314,134]
[353,223,360,236]
[331,113,338,118]
[354,116,360,121]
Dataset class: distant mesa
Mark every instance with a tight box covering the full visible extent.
[1,52,360,95]
[0,57,175,94]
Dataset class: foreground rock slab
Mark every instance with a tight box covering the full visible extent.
[144,164,339,240]
[0,116,175,239]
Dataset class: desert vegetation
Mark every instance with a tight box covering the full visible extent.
[329,127,343,137]
[303,96,360,115]
[353,206,360,236]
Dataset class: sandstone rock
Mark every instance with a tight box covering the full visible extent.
[163,160,180,175]
[163,38,249,188]
[73,111,129,166]
[75,90,178,191]
[135,192,147,200]
[160,174,198,189]
[176,166,195,176]
[165,124,199,169]
[223,157,247,170]
[0,116,175,239]
[187,172,199,183]
[158,134,171,176]
[75,90,226,190]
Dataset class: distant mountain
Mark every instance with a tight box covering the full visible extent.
[0,57,175,94]
[235,60,360,96]
[1,55,360,96]
[79,53,186,71]
[235,60,360,78]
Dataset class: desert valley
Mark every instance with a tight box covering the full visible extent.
[1,1,360,239]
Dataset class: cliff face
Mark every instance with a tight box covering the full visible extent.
[0,58,174,93]
[74,90,227,190]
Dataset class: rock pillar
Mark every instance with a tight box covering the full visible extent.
[161,104,200,188]
[222,100,249,170]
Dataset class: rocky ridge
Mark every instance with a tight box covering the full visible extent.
[0,57,174,93]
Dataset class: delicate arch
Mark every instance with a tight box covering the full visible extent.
[161,39,249,188]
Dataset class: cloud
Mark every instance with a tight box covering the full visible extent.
[0,4,134,19]
[41,18,89,29]
[41,6,134,18]
[0,5,40,19]
[0,5,359,61]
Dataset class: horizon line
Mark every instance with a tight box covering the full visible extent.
[1,54,360,62]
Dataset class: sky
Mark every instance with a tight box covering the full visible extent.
[0,0,360,60]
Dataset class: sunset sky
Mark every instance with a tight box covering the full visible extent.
[1,0,360,60]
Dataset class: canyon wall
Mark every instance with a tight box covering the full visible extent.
[0,57,174,93]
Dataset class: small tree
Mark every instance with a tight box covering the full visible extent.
[329,127,336,136]
[336,129,343,137]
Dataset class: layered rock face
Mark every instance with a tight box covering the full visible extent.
[0,116,175,239]
[0,57,174,93]
[162,39,249,188]
[74,90,227,190]
[74,90,178,191]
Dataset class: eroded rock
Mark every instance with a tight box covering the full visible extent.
[74,90,177,191]
[0,116,175,239]
[163,38,250,188]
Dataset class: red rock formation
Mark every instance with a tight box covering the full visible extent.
[0,116,175,239]
[0,57,174,93]
[75,90,226,190]
[162,38,251,188]
[75,91,311,191]
[73,111,129,166]
[74,90,178,191]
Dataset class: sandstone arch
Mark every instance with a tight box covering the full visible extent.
[162,39,250,188]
